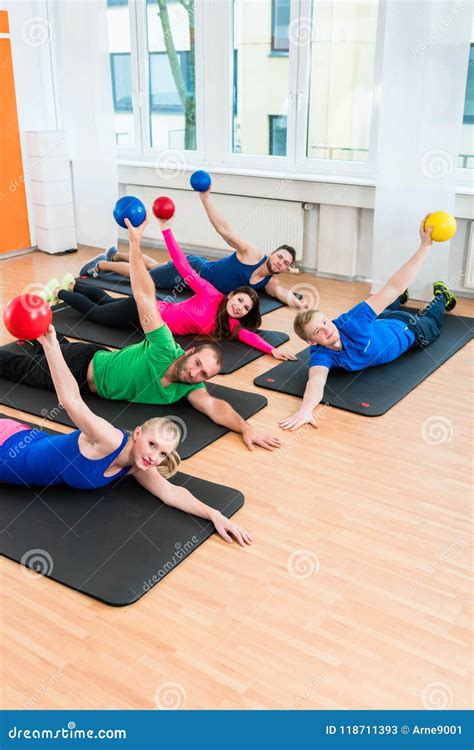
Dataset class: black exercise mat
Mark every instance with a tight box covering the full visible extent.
[254,311,473,416]
[76,274,284,315]
[0,344,268,458]
[0,418,244,606]
[51,303,289,374]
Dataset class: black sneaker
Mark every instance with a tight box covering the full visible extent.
[433,281,457,312]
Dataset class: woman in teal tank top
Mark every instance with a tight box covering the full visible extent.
[0,326,252,546]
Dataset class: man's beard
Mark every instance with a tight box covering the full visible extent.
[267,257,280,275]
[174,354,191,383]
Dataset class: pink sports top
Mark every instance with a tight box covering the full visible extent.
[158,229,273,355]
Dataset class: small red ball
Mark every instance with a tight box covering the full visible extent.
[152,196,175,221]
[3,295,52,340]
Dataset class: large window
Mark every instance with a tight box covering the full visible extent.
[233,0,289,157]
[305,0,378,162]
[459,43,474,169]
[106,1,472,184]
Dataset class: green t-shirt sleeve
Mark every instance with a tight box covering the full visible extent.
[144,323,184,364]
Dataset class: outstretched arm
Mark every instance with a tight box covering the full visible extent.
[126,218,164,333]
[160,224,218,298]
[279,365,329,431]
[133,468,252,545]
[38,326,123,449]
[187,387,281,451]
[367,216,433,316]
[235,326,297,361]
[198,189,259,259]
[265,278,308,310]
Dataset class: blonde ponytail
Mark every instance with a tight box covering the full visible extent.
[156,449,181,479]
[138,417,182,478]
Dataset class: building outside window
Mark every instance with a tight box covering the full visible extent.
[271,0,290,53]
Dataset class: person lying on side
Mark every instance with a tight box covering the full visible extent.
[280,217,457,431]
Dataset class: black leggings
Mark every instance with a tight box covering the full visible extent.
[58,282,141,330]
[0,335,103,391]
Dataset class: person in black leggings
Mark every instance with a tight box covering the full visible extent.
[58,281,141,329]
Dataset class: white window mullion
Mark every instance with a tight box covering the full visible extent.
[114,0,143,160]
[133,0,149,157]
[200,0,233,167]
[284,0,301,169]
[365,0,386,179]
[293,0,312,172]
[192,0,206,162]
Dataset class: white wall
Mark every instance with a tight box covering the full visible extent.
[372,0,472,301]
[48,0,118,250]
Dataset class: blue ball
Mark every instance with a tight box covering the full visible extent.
[113,196,146,228]
[190,170,211,192]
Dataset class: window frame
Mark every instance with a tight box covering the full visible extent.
[220,0,298,172]
[140,0,205,163]
[289,0,383,180]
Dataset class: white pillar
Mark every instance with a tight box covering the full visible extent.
[48,0,118,251]
[372,0,471,301]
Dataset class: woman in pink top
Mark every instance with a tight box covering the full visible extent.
[53,221,296,361]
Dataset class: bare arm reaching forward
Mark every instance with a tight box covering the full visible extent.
[133,468,253,545]
[279,366,329,431]
[187,388,281,451]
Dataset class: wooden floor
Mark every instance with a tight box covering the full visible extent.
[1,244,472,710]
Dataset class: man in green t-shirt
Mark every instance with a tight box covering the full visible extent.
[0,220,281,452]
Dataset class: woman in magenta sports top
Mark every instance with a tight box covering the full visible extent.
[0,325,251,546]
[52,218,295,362]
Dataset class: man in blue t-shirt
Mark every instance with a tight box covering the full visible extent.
[80,186,308,310]
[280,216,457,431]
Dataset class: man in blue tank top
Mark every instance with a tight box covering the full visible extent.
[84,188,307,310]
[279,216,458,432]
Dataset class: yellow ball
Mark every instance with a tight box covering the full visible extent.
[425,211,457,242]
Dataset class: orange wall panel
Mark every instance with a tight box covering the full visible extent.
[0,10,9,33]
[0,23,31,254]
